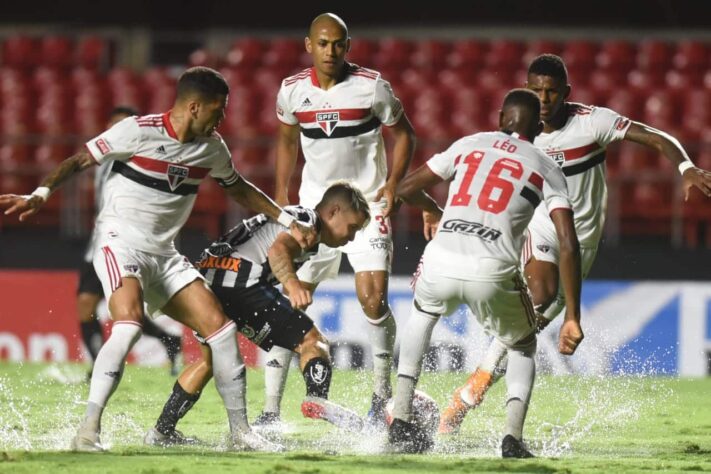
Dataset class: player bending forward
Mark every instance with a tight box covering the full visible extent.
[438,54,711,436]
[145,182,370,448]
[389,89,583,457]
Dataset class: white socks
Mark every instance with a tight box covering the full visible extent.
[204,321,249,432]
[366,309,396,399]
[263,345,293,414]
[392,304,438,421]
[504,337,537,440]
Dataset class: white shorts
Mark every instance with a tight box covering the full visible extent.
[297,201,393,284]
[413,264,536,347]
[522,227,598,279]
[93,241,204,319]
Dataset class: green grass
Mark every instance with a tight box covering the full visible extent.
[1,362,710,473]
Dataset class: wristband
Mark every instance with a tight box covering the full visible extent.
[277,210,296,228]
[30,186,51,202]
[678,161,694,175]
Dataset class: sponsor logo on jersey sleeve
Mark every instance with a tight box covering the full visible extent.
[614,116,630,131]
[96,138,112,155]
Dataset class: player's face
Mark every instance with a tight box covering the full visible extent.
[526,74,569,123]
[193,95,227,137]
[305,24,350,77]
[322,207,366,247]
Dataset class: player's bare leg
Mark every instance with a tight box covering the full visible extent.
[297,327,364,432]
[72,278,145,452]
[355,270,395,427]
[77,292,104,379]
[438,338,507,434]
[162,280,283,452]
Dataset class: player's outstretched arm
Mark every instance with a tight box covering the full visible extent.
[274,123,300,206]
[376,115,416,217]
[396,163,444,240]
[224,176,316,249]
[0,149,96,222]
[550,208,583,355]
[268,232,313,310]
[624,122,711,200]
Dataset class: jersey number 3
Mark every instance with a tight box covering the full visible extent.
[450,150,523,214]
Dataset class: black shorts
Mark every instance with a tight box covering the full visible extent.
[198,283,315,352]
[77,261,103,296]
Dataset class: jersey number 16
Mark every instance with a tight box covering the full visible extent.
[450,150,523,214]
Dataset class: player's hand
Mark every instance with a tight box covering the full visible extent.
[284,279,312,310]
[375,183,398,217]
[422,208,442,241]
[682,166,711,200]
[558,319,584,355]
[0,194,45,222]
[289,221,317,249]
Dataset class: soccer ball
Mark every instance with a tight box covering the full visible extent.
[384,389,440,435]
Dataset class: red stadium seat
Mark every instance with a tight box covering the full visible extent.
[522,40,562,68]
[682,89,711,136]
[39,36,73,69]
[569,86,599,106]
[226,38,266,69]
[614,141,656,174]
[596,40,636,73]
[446,39,487,72]
[636,40,673,72]
[561,40,599,75]
[188,179,228,239]
[605,89,643,119]
[373,38,414,71]
[485,39,524,74]
[627,68,666,95]
[348,38,378,68]
[643,90,679,127]
[1,36,39,69]
[188,48,222,69]
[263,38,303,72]
[75,36,110,69]
[673,40,709,72]
[410,39,451,71]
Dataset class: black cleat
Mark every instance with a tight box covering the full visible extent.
[388,418,434,454]
[501,434,534,458]
[252,411,281,426]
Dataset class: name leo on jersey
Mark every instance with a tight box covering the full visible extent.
[439,219,502,242]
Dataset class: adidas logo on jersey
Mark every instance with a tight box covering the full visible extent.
[266,359,283,368]
[155,145,167,154]
[301,97,312,106]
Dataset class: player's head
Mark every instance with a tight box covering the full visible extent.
[499,88,544,140]
[107,106,138,128]
[175,66,229,137]
[306,13,350,78]
[525,54,571,123]
[315,181,369,247]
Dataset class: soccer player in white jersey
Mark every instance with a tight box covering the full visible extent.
[145,183,371,446]
[260,12,416,427]
[77,107,183,380]
[388,89,583,457]
[439,54,711,435]
[0,67,315,452]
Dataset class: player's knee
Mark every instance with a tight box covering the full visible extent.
[300,328,330,360]
[360,295,388,319]
[199,310,229,336]
[528,278,557,310]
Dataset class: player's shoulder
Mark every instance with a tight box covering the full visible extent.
[566,102,595,117]
[346,63,381,81]
[134,113,163,128]
[282,67,312,88]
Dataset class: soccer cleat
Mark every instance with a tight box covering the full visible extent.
[388,418,434,454]
[230,429,285,452]
[501,434,534,458]
[252,411,281,427]
[366,393,388,430]
[438,386,472,435]
[301,396,365,433]
[144,427,199,447]
[70,429,105,452]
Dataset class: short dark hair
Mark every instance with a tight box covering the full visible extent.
[316,181,370,224]
[528,54,568,83]
[176,66,229,102]
[109,106,139,118]
[502,88,541,117]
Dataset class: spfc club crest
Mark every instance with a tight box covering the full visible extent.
[547,150,565,167]
[316,111,340,136]
[167,164,189,190]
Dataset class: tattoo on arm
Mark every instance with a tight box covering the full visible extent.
[41,150,96,191]
[269,247,298,285]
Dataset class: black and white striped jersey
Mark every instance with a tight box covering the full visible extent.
[197,205,320,288]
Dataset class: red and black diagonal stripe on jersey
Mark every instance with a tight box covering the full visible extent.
[519,172,544,208]
[111,155,209,195]
[296,107,382,139]
[552,142,606,177]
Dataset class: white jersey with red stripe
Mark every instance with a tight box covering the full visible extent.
[85,112,240,255]
[529,103,631,248]
[423,131,571,282]
[276,64,404,207]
